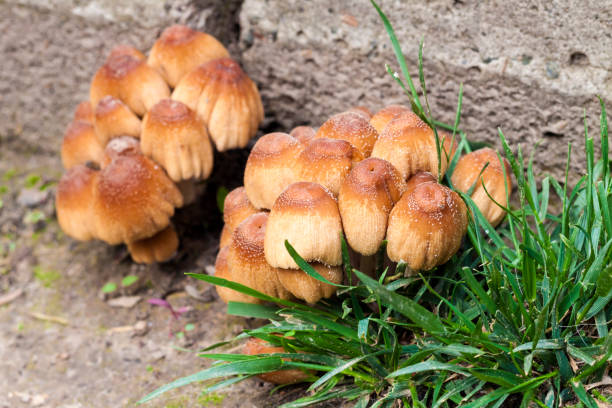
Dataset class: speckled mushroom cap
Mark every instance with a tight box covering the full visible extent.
[90,46,170,116]
[126,224,179,264]
[371,114,455,180]
[214,246,258,304]
[369,105,412,134]
[172,57,263,151]
[315,111,379,157]
[243,337,311,384]
[140,99,213,182]
[277,263,343,304]
[347,106,373,120]
[73,101,94,123]
[290,126,316,145]
[93,96,141,146]
[147,25,230,88]
[295,138,364,196]
[386,172,467,271]
[226,212,292,302]
[244,132,302,210]
[100,136,141,168]
[61,119,105,170]
[91,153,183,245]
[107,44,146,61]
[56,164,99,241]
[338,158,406,256]
[223,186,258,232]
[451,147,512,226]
[264,182,343,269]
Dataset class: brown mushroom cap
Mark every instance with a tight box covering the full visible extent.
[223,186,258,232]
[101,136,141,168]
[73,101,94,123]
[451,147,512,226]
[277,263,343,304]
[55,164,99,241]
[386,174,467,271]
[290,126,316,145]
[107,45,146,61]
[347,106,373,120]
[226,212,292,302]
[244,132,301,210]
[243,338,311,384]
[147,25,230,88]
[315,111,379,157]
[214,246,259,304]
[219,224,232,248]
[92,154,183,244]
[90,47,170,116]
[264,182,343,269]
[369,105,412,134]
[127,224,179,264]
[93,96,142,146]
[140,99,213,182]
[61,120,105,169]
[295,138,364,196]
[172,57,263,151]
[338,158,406,256]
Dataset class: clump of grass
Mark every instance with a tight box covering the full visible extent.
[139,1,611,407]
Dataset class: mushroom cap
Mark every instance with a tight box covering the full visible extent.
[226,212,292,301]
[338,158,406,256]
[219,224,232,248]
[147,25,230,88]
[451,147,512,226]
[264,182,343,269]
[214,246,259,304]
[55,164,99,241]
[277,263,343,304]
[290,126,316,145]
[90,47,170,116]
[93,96,142,146]
[172,57,263,151]
[315,111,379,156]
[92,154,183,244]
[127,224,179,264]
[369,105,412,134]
[386,175,468,271]
[107,45,145,61]
[347,106,373,120]
[101,136,141,168]
[61,120,105,169]
[243,338,311,384]
[223,186,258,232]
[370,116,454,180]
[295,138,364,196]
[244,132,302,210]
[73,101,94,123]
[141,99,213,182]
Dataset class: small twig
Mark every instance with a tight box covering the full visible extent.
[28,311,69,326]
[0,289,23,306]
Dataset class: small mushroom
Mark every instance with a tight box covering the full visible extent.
[61,118,105,169]
[451,148,512,226]
[244,132,302,210]
[338,158,406,256]
[172,58,263,151]
[127,225,179,264]
[73,101,94,123]
[386,172,467,272]
[90,46,170,116]
[295,138,363,196]
[290,126,316,145]
[100,135,141,168]
[315,111,379,157]
[214,246,257,304]
[147,25,230,88]
[369,105,412,134]
[220,186,259,248]
[55,164,99,241]
[93,96,141,146]
[264,182,343,269]
[277,263,343,304]
[243,337,311,384]
[141,99,213,182]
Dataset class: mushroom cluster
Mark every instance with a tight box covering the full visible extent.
[56,25,264,263]
[216,105,512,305]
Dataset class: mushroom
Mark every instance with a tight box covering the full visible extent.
[244,132,302,209]
[90,46,170,116]
[224,212,292,303]
[347,106,373,120]
[93,96,141,146]
[386,172,467,272]
[338,158,406,256]
[290,126,316,145]
[277,263,343,304]
[214,246,258,304]
[295,138,363,196]
[243,337,310,384]
[126,224,179,264]
[140,99,213,182]
[55,164,99,241]
[451,147,512,226]
[147,25,230,88]
[369,105,412,134]
[73,101,94,123]
[370,114,456,180]
[264,182,343,269]
[61,118,105,169]
[220,186,258,248]
[172,57,263,151]
[315,111,379,157]
[100,135,141,168]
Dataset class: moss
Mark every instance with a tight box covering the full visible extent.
[198,392,226,407]
[33,265,61,288]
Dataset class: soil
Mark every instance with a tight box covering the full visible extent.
[0,149,342,408]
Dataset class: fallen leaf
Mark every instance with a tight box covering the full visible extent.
[107,296,141,308]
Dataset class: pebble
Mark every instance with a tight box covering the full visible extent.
[107,296,141,308]
[17,188,49,208]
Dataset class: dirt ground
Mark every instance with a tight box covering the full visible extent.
[0,147,339,408]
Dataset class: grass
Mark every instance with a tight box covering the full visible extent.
[139,1,612,407]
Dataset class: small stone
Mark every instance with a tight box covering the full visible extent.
[133,320,148,336]
[546,61,559,79]
[185,284,216,302]
[17,188,49,207]
[107,296,141,308]
[57,352,70,361]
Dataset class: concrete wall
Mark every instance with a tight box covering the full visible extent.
[1,0,610,181]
